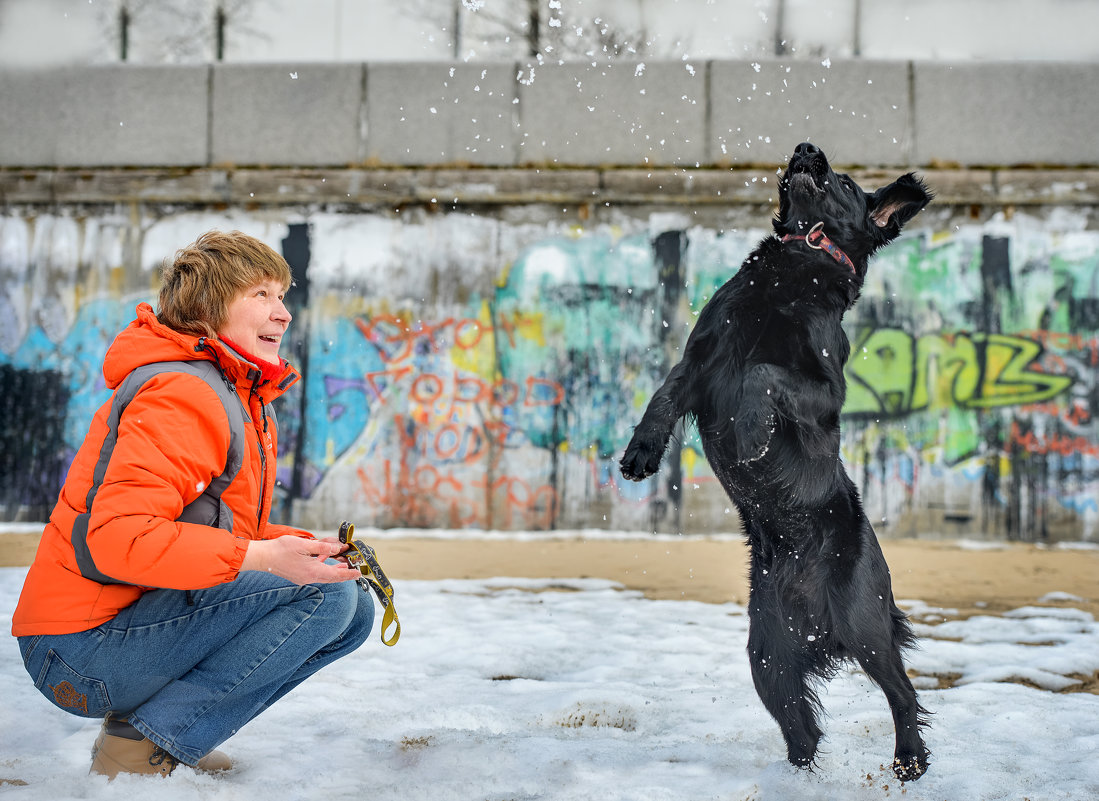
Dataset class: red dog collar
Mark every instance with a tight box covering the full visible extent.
[782,221,856,272]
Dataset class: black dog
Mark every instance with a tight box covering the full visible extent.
[620,142,933,781]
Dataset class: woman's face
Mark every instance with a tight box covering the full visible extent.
[218,279,292,364]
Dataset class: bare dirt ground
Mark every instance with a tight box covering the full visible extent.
[3,530,1096,619]
[373,535,1099,620]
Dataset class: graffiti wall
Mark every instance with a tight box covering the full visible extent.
[1,207,1097,540]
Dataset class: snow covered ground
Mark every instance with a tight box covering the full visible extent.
[2,561,1098,800]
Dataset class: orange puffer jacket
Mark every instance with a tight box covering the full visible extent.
[13,303,304,636]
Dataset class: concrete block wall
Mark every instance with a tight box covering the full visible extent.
[366,62,518,166]
[2,59,1098,169]
[708,59,913,167]
[212,64,364,166]
[516,61,708,166]
[912,62,1099,167]
[0,65,208,167]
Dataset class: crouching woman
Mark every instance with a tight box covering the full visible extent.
[12,230,373,778]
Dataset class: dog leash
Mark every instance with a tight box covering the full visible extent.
[782,221,856,272]
[338,521,401,646]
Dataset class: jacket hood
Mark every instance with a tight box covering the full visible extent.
[103,303,299,398]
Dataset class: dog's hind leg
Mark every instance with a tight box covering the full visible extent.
[849,607,930,782]
[746,599,825,768]
[841,528,931,781]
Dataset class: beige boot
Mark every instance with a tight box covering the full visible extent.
[89,729,177,779]
[90,718,232,778]
[195,749,233,772]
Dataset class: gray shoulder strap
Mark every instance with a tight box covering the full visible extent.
[72,360,248,586]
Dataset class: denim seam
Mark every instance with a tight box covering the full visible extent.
[19,635,43,668]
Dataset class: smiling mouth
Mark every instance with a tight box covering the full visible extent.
[259,335,281,345]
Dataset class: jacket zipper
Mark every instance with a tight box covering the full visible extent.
[252,373,270,528]
[257,407,267,526]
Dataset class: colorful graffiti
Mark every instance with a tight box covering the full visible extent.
[304,306,571,530]
[295,226,669,531]
[0,210,1097,540]
[846,329,1074,415]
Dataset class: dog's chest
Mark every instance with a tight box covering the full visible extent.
[737,262,851,352]
[749,303,849,377]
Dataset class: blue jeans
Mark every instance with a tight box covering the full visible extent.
[18,571,374,766]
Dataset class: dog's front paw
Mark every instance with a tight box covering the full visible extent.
[733,412,776,463]
[620,433,667,481]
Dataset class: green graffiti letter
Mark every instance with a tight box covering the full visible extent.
[966,333,1073,408]
[913,333,980,411]
[846,329,915,415]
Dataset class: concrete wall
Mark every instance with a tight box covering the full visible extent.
[3,60,1099,169]
[3,62,1099,542]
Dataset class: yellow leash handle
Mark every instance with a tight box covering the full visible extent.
[338,522,401,646]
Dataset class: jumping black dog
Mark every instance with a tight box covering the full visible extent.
[620,142,933,781]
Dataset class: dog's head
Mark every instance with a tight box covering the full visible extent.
[773,142,932,274]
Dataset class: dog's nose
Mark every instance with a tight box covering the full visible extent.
[794,142,820,157]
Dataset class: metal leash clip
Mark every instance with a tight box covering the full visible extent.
[338,521,401,646]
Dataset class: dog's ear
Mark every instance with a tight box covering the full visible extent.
[868,174,933,238]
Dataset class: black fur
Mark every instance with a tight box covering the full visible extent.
[620,142,933,781]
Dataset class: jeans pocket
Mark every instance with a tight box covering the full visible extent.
[33,649,111,718]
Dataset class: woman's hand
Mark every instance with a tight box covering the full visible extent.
[240,536,362,585]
